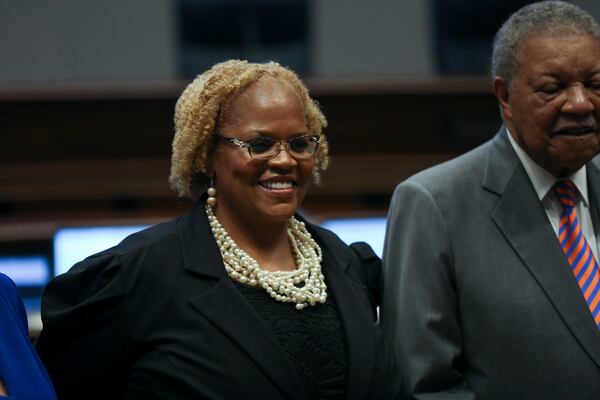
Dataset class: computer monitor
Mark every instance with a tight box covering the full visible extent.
[0,255,50,288]
[320,216,387,258]
[53,225,148,276]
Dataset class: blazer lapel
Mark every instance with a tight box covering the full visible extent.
[187,281,308,400]
[178,202,308,400]
[315,230,375,400]
[488,130,600,368]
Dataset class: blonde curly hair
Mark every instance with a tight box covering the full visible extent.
[169,60,329,199]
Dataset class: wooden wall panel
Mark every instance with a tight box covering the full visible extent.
[0,77,501,236]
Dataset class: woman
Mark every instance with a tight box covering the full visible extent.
[36,60,400,399]
[0,273,56,399]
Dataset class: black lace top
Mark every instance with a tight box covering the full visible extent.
[234,281,349,400]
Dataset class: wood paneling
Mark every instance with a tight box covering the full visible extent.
[0,77,501,235]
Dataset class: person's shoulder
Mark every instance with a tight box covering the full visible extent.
[88,217,183,262]
[63,216,184,279]
[591,154,600,169]
[411,139,491,187]
[0,272,17,291]
[0,273,27,327]
[48,217,187,307]
[117,218,182,254]
[0,273,20,304]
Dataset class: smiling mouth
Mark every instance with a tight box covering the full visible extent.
[260,181,295,190]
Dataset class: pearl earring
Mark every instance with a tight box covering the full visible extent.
[207,178,217,207]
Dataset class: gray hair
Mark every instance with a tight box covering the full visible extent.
[492,1,600,88]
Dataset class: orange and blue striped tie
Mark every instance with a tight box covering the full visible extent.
[554,180,600,329]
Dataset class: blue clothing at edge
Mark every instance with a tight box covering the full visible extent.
[0,273,56,400]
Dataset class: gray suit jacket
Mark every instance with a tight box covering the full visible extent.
[382,128,600,400]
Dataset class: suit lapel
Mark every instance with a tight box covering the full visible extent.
[314,228,375,400]
[588,158,600,248]
[488,130,600,368]
[178,202,307,400]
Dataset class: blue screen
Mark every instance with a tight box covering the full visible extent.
[0,256,50,286]
[320,217,387,257]
[53,225,148,276]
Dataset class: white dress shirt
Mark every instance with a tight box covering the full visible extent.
[507,129,599,260]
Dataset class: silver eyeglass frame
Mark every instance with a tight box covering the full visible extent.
[217,134,321,160]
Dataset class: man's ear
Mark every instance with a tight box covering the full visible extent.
[493,76,512,120]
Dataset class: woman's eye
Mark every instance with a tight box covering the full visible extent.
[290,138,309,151]
[249,138,275,153]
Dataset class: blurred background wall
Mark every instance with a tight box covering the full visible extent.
[0,0,177,84]
[1,0,599,332]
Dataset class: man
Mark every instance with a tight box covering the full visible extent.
[382,1,600,399]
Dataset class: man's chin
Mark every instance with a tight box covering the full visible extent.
[549,156,597,177]
[546,139,600,176]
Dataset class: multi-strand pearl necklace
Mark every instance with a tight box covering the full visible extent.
[206,204,327,310]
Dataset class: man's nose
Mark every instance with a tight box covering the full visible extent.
[562,85,595,115]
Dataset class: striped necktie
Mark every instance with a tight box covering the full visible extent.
[553,180,600,329]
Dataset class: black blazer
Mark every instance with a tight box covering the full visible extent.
[36,201,401,400]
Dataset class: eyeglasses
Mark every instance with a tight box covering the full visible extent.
[218,134,321,160]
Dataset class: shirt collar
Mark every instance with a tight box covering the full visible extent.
[506,127,589,205]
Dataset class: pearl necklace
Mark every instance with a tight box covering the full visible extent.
[206,204,327,310]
